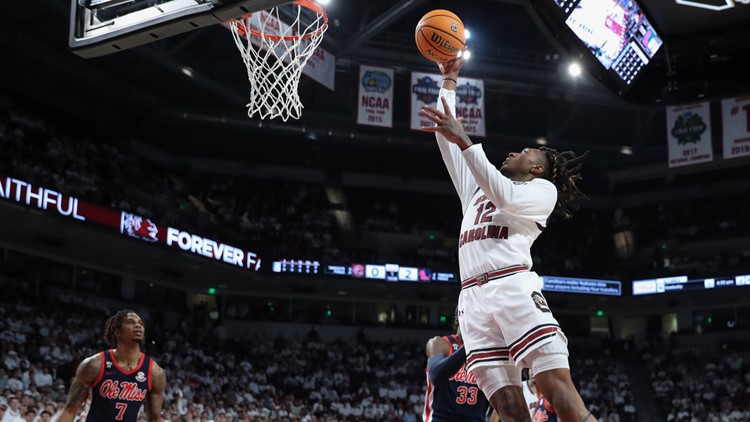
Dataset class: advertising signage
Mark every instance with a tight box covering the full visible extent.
[1,177,261,271]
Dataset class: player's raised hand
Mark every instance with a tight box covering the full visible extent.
[438,54,466,79]
[420,96,473,150]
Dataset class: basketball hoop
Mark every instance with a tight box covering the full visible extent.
[228,0,327,121]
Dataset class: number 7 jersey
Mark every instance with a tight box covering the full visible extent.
[87,350,154,422]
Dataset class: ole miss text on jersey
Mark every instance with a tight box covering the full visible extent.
[87,350,155,422]
[423,335,490,422]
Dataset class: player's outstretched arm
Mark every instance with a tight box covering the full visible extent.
[423,99,555,217]
[422,57,477,211]
[421,96,473,150]
[426,335,451,357]
[146,363,166,422]
[59,354,102,422]
[425,337,466,384]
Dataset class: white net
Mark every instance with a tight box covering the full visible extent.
[229,1,327,121]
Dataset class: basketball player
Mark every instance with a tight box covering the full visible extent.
[422,319,493,422]
[59,310,166,422]
[522,369,540,419]
[533,395,558,422]
[419,56,596,422]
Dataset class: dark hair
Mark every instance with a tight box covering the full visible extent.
[104,310,137,347]
[539,146,589,220]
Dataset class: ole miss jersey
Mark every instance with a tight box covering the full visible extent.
[423,335,490,422]
[87,350,154,422]
[533,396,558,422]
[522,380,539,418]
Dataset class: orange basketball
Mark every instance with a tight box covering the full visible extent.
[415,9,466,63]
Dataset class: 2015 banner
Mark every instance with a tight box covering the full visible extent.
[721,97,750,159]
[666,101,714,168]
[410,72,486,137]
[357,65,394,128]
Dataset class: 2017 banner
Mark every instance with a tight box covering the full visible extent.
[721,97,750,160]
[357,65,394,128]
[666,102,713,168]
[410,72,486,137]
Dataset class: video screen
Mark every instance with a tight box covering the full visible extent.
[554,0,578,13]
[564,0,662,83]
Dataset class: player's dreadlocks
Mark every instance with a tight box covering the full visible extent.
[104,310,137,347]
[539,146,589,220]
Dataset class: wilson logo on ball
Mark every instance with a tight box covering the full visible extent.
[415,9,466,63]
[430,33,460,53]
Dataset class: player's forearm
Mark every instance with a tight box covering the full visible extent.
[57,408,78,422]
[442,76,457,90]
[60,378,92,422]
[146,405,164,422]
[147,395,165,421]
[427,346,467,384]
[435,88,476,208]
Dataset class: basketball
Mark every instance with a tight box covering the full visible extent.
[415,9,466,63]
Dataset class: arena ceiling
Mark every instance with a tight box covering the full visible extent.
[2,0,749,173]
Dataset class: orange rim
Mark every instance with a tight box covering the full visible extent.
[229,0,328,41]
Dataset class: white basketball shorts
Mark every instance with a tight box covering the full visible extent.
[457,269,568,373]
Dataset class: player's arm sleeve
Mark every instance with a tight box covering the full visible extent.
[427,346,467,385]
[435,88,478,212]
[460,144,557,222]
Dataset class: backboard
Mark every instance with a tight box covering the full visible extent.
[70,0,291,58]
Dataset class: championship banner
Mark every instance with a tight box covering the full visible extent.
[666,102,713,168]
[721,97,750,159]
[301,43,335,90]
[455,77,486,137]
[222,13,335,90]
[410,72,486,137]
[357,65,394,128]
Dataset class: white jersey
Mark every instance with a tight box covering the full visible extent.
[436,88,557,280]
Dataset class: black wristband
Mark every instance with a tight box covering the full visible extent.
[443,77,457,83]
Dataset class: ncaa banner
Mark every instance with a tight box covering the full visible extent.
[222,13,335,90]
[455,77,486,137]
[301,44,335,90]
[410,72,486,137]
[666,102,713,168]
[410,72,442,132]
[721,97,750,159]
[357,65,394,128]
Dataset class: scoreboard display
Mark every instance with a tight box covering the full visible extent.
[528,0,666,102]
[562,0,662,85]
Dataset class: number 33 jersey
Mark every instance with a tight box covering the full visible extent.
[423,335,490,422]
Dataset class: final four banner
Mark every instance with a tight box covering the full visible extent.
[357,65,394,128]
[666,102,714,168]
[721,97,750,160]
[410,72,486,137]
